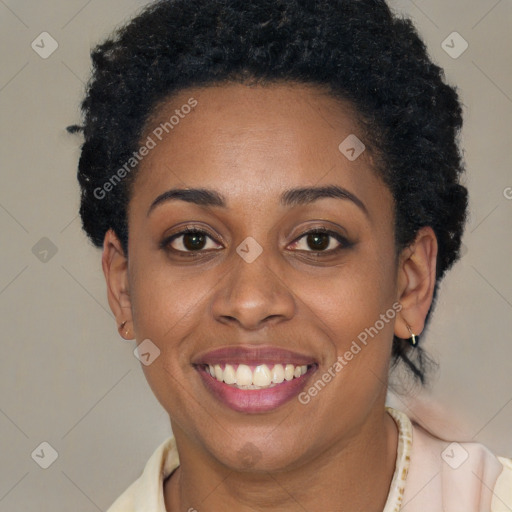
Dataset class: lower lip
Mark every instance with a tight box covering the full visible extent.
[196,365,317,413]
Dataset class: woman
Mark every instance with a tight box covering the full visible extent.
[70,0,511,510]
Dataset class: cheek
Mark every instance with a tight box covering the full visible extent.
[129,256,206,337]
[128,256,213,406]
[307,254,397,335]
[128,260,213,417]
[302,250,398,394]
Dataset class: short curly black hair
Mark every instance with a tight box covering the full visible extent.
[70,0,468,384]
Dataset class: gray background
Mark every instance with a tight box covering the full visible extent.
[0,0,511,510]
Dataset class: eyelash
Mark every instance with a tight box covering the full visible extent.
[160,226,351,257]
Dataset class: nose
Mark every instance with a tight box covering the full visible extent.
[210,248,296,330]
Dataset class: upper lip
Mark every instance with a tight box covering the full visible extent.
[192,345,317,366]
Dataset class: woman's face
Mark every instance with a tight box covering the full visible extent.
[118,83,404,470]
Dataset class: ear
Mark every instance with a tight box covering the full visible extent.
[394,226,438,340]
[102,229,133,340]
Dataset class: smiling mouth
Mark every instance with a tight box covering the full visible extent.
[200,362,315,389]
[192,345,319,412]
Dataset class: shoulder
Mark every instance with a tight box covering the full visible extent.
[493,456,512,512]
[398,410,511,512]
[106,437,179,512]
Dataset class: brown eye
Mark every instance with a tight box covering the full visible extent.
[182,232,207,251]
[290,228,349,254]
[305,232,330,251]
[163,229,223,253]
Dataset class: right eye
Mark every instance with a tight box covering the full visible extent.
[161,228,223,254]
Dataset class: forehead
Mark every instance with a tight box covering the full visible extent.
[130,82,388,216]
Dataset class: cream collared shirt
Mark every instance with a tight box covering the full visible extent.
[106,407,512,511]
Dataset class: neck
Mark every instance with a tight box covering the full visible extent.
[164,406,398,512]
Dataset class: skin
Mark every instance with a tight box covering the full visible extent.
[102,83,438,512]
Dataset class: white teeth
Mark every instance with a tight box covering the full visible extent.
[235,364,253,386]
[214,364,223,382]
[206,362,310,388]
[284,364,295,381]
[272,364,285,384]
[223,364,236,384]
[253,364,272,387]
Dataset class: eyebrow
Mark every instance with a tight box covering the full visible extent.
[147,185,368,217]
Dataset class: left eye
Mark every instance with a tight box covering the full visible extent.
[290,229,347,253]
